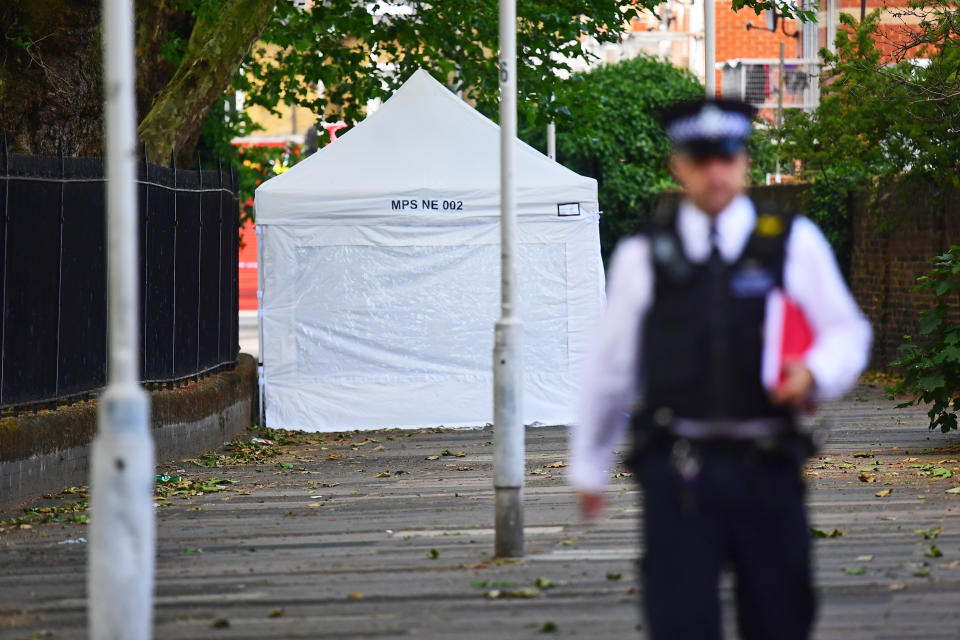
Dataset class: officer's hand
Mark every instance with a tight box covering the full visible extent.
[771,362,815,408]
[577,491,606,521]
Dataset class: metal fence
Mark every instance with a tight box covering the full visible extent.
[0,140,240,409]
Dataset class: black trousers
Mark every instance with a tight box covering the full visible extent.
[635,442,815,640]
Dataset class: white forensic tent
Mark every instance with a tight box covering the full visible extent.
[254,69,604,431]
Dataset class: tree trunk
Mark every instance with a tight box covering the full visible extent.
[135,0,193,128]
[138,0,278,165]
[0,0,104,155]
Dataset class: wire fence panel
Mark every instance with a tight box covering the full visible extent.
[0,143,239,409]
[142,161,177,382]
[59,159,107,397]
[198,172,223,374]
[173,169,201,381]
[3,155,62,405]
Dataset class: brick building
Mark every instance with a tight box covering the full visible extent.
[589,0,924,114]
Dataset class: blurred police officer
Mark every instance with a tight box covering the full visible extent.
[569,98,872,640]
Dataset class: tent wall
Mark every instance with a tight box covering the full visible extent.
[260,215,604,431]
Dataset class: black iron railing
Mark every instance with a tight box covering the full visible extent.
[0,139,240,409]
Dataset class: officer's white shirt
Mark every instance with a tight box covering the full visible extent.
[569,194,873,492]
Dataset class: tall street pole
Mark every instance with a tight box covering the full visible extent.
[704,0,716,96]
[802,0,820,112]
[494,0,525,559]
[88,0,155,637]
[546,121,556,162]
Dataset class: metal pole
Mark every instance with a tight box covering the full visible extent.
[546,121,556,162]
[88,0,155,636]
[704,0,716,96]
[776,42,784,184]
[802,0,820,112]
[494,0,524,559]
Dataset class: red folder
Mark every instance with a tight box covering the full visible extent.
[779,297,814,384]
[763,290,815,391]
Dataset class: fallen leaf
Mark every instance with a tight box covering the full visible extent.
[184,547,202,554]
[485,587,540,599]
[375,472,390,478]
[888,582,906,591]
[945,486,960,494]
[853,452,875,458]
[278,462,294,469]
[539,622,558,633]
[267,608,284,618]
[347,592,363,599]
[545,461,567,468]
[327,454,340,460]
[606,572,622,580]
[843,565,866,575]
[425,548,439,559]
[211,618,230,628]
[810,528,844,538]
[924,544,943,558]
[915,527,942,539]
[307,502,323,508]
[455,451,467,457]
[937,560,959,570]
[875,488,894,498]
[426,455,440,461]
[534,576,555,589]
[858,472,876,483]
[856,555,874,562]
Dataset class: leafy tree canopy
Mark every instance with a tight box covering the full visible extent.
[3,0,812,161]
[781,2,960,197]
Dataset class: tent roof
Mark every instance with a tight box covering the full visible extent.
[255,69,598,224]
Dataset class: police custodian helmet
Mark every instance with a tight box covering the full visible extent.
[661,98,757,158]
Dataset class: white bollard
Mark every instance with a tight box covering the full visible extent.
[88,387,154,639]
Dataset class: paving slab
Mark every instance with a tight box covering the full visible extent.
[2,385,960,639]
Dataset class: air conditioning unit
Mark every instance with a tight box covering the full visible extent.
[720,58,819,112]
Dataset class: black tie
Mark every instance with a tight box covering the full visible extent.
[706,217,728,416]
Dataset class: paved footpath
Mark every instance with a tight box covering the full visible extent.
[2,385,960,639]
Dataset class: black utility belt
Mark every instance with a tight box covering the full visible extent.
[632,418,813,463]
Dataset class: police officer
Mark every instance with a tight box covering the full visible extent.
[569,98,872,639]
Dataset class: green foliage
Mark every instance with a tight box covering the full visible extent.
[517,55,703,259]
[889,247,960,433]
[193,98,299,224]
[242,1,651,141]
[781,3,960,234]
[746,124,778,186]
[515,55,779,258]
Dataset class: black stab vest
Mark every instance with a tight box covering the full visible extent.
[640,201,796,422]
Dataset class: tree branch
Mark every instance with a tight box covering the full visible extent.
[138,0,278,163]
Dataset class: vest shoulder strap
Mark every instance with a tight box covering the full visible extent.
[643,200,693,285]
